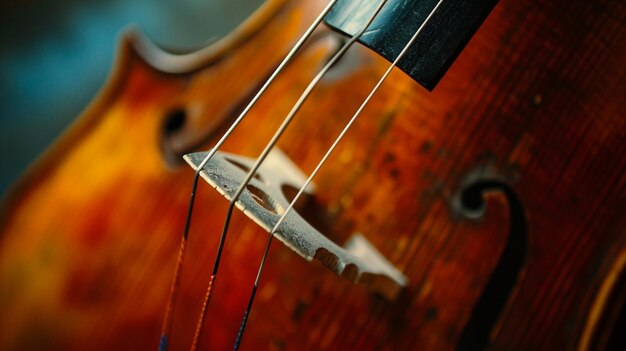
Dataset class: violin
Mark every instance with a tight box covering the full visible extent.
[1,0,624,350]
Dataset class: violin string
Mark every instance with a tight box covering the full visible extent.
[158,1,340,350]
[189,0,394,349]
[232,0,446,349]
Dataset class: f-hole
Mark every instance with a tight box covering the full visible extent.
[456,180,528,351]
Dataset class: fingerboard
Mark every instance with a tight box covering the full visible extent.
[324,0,498,90]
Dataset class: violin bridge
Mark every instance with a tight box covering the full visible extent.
[184,149,408,300]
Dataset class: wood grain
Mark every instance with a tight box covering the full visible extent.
[1,0,624,350]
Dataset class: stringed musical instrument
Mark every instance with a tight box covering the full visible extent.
[1,0,624,350]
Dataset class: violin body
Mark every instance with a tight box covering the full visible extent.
[1,0,625,350]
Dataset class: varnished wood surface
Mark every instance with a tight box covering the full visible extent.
[0,0,625,350]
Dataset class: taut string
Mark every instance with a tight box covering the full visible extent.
[233,0,446,349]
[158,1,340,350]
[189,1,394,349]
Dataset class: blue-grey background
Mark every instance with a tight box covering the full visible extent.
[0,0,263,195]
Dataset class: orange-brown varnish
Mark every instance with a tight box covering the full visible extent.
[0,0,625,350]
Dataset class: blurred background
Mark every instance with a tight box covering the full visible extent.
[0,0,263,195]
